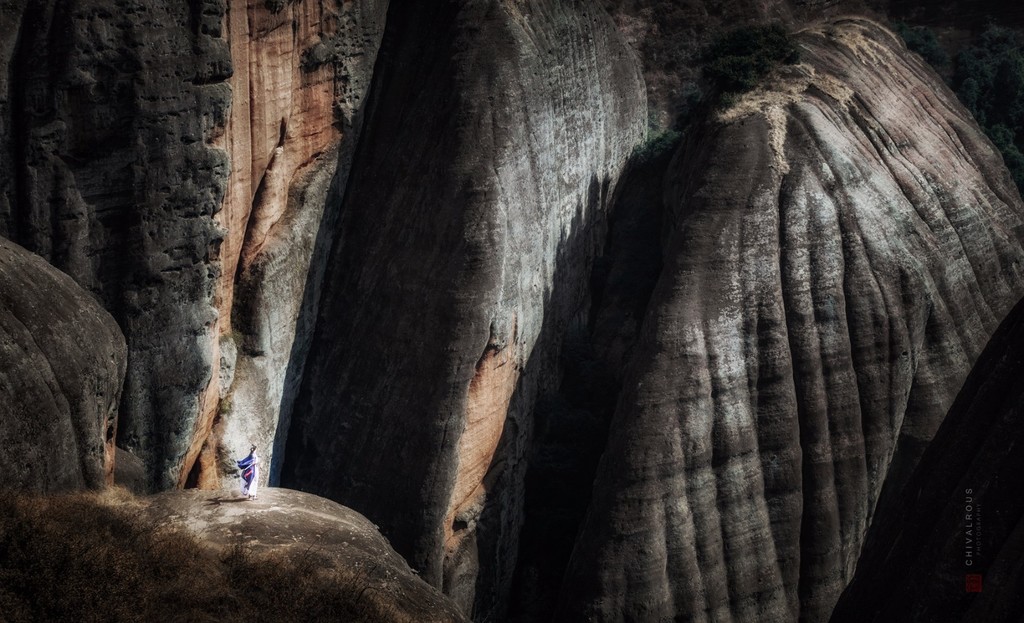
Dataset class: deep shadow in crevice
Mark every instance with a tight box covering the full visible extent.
[264,50,385,487]
[460,176,605,623]
[481,143,671,618]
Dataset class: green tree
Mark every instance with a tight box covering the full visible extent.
[952,27,1024,191]
[701,25,800,98]
[894,22,950,68]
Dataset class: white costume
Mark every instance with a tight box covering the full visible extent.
[237,449,259,499]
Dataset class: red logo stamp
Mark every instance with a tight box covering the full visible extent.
[966,574,983,593]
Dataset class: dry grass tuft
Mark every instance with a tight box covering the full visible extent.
[0,489,406,623]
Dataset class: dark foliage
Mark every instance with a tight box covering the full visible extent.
[893,22,950,68]
[701,25,801,96]
[633,129,682,166]
[952,27,1024,191]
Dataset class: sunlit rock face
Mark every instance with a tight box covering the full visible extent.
[0,236,126,492]
[0,0,387,491]
[831,294,1024,623]
[186,0,389,494]
[279,0,646,618]
[559,18,1024,623]
[140,488,469,623]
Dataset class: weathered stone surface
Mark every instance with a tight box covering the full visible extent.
[0,0,387,493]
[0,236,126,492]
[279,0,646,618]
[559,18,1024,622]
[184,0,389,491]
[830,295,1024,623]
[0,0,29,237]
[1,0,231,491]
[509,139,673,621]
[140,487,468,623]
[113,447,147,494]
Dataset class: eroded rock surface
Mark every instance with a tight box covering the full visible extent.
[184,0,389,492]
[280,0,646,617]
[831,295,1024,623]
[0,0,387,492]
[1,0,231,490]
[559,18,1024,622]
[141,487,467,623]
[0,236,126,492]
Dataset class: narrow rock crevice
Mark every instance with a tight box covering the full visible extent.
[508,144,671,622]
[181,0,390,491]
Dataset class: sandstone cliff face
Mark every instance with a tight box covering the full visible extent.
[2,0,231,490]
[559,18,1024,622]
[830,294,1024,623]
[8,3,1024,621]
[0,236,126,492]
[278,0,646,618]
[0,0,386,491]
[182,0,388,491]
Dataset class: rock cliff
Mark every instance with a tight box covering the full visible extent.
[6,2,1024,621]
[830,294,1024,622]
[278,0,646,618]
[0,236,126,491]
[0,0,387,492]
[185,0,388,492]
[2,0,230,490]
[559,18,1024,622]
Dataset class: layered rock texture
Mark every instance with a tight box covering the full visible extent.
[141,488,468,623]
[7,1,1024,621]
[831,294,1024,622]
[0,0,387,492]
[559,18,1024,622]
[2,0,231,491]
[278,0,646,618]
[187,0,388,492]
[0,236,126,491]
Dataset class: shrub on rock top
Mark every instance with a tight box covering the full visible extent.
[701,24,801,96]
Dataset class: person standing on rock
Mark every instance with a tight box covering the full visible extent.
[237,445,259,500]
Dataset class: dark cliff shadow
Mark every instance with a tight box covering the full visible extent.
[830,295,1024,622]
[463,180,600,622]
[499,145,674,623]
[465,136,675,620]
[204,496,252,506]
[265,2,658,618]
[265,82,378,487]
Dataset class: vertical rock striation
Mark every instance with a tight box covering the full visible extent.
[0,236,126,492]
[280,0,646,618]
[0,0,30,238]
[560,18,1024,622]
[2,0,231,490]
[831,294,1024,622]
[185,0,389,490]
[0,0,388,491]
[509,137,673,621]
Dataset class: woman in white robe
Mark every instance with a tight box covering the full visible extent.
[237,445,259,500]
